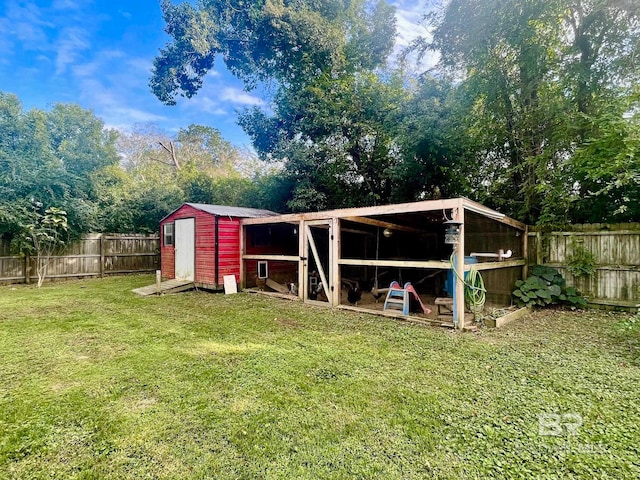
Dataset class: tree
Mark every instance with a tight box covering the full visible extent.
[426,0,640,224]
[150,0,403,211]
[0,92,120,241]
[239,71,408,210]
[18,205,69,287]
[390,74,471,202]
[98,123,289,231]
[150,0,396,104]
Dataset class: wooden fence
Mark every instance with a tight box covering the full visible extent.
[0,234,159,284]
[528,224,640,308]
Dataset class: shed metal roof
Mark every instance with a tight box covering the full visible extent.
[184,203,277,218]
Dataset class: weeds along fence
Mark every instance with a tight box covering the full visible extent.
[527,224,640,309]
[0,234,159,285]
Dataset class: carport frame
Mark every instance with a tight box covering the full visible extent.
[240,198,526,329]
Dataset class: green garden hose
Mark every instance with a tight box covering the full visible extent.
[449,252,487,314]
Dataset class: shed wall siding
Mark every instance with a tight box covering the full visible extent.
[217,218,242,283]
[160,204,244,285]
[195,212,216,284]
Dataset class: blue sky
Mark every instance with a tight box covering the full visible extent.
[0,0,433,147]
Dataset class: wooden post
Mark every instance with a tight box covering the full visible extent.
[239,224,245,289]
[455,202,465,330]
[536,231,543,265]
[331,218,340,307]
[24,252,30,284]
[156,270,162,295]
[99,234,105,278]
[523,225,529,279]
[298,220,306,301]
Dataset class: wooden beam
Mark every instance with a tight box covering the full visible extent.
[336,305,443,327]
[242,254,299,262]
[467,259,526,271]
[455,201,465,330]
[302,221,309,302]
[342,216,424,234]
[298,220,305,301]
[244,289,301,302]
[331,218,340,306]
[241,198,462,225]
[266,278,290,294]
[341,227,375,236]
[239,224,246,288]
[338,258,451,269]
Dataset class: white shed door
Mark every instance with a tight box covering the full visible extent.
[174,218,195,281]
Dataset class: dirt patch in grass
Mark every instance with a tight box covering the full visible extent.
[275,317,301,328]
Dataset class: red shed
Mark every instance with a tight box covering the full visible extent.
[160,203,276,288]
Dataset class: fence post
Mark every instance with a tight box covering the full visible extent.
[100,233,105,278]
[523,225,529,278]
[24,252,30,284]
[536,231,543,266]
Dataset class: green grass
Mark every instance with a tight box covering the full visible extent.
[1,275,639,479]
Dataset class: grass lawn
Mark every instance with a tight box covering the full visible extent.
[1,275,639,479]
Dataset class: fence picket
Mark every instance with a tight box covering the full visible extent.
[0,234,159,284]
[528,224,639,308]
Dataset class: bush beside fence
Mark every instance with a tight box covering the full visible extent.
[528,224,640,308]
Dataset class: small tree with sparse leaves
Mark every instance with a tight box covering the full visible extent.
[19,204,69,287]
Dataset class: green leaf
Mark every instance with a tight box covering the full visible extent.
[549,285,562,296]
[536,289,551,299]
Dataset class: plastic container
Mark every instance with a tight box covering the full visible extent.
[444,256,478,296]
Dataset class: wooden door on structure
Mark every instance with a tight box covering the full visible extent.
[174,218,195,281]
[303,220,334,305]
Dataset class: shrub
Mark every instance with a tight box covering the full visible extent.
[513,265,588,309]
[567,241,597,278]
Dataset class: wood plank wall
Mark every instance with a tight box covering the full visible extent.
[528,224,640,308]
[0,234,159,284]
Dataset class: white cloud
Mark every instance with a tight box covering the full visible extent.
[111,106,168,123]
[197,96,228,115]
[72,50,126,77]
[220,87,263,106]
[126,57,153,74]
[2,1,52,50]
[55,27,90,75]
[52,0,81,10]
[391,0,440,71]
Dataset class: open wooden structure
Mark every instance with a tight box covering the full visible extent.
[240,198,526,329]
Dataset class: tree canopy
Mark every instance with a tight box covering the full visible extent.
[5,0,638,244]
[0,94,288,249]
[428,0,640,223]
[150,0,639,223]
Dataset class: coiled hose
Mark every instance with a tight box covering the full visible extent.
[449,252,486,314]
